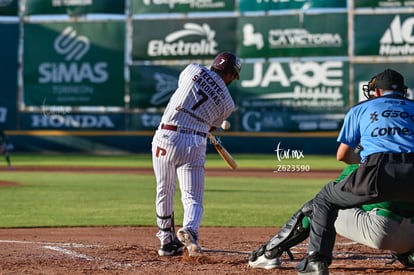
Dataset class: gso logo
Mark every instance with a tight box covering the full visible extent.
[382,110,414,121]
[38,26,108,84]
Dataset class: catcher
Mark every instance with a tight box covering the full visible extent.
[248,163,414,270]
[0,128,12,169]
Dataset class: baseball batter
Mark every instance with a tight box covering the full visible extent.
[152,52,241,256]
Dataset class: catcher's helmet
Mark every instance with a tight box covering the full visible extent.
[211,52,241,79]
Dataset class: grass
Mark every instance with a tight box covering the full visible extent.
[11,153,345,170]
[0,154,343,228]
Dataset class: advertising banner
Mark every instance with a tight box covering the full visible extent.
[239,0,346,12]
[354,13,414,56]
[23,21,125,107]
[24,0,125,16]
[132,17,237,60]
[236,60,349,132]
[128,112,162,131]
[0,22,19,129]
[0,0,18,16]
[127,111,235,131]
[238,13,347,58]
[129,64,185,109]
[20,112,126,130]
[355,0,414,8]
[132,0,234,14]
[353,63,414,104]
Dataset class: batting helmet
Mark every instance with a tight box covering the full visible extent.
[211,52,241,80]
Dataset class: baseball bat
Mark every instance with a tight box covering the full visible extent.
[208,133,238,170]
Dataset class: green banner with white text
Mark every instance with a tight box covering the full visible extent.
[23,21,125,107]
[24,0,125,15]
[354,13,414,57]
[355,0,414,8]
[238,0,346,12]
[236,60,349,132]
[0,0,18,16]
[238,13,348,58]
[132,17,237,60]
[132,0,235,14]
[129,64,186,109]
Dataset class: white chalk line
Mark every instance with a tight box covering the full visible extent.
[43,245,94,261]
[0,239,99,248]
[202,241,361,256]
[204,241,392,262]
[202,248,251,255]
[0,239,136,269]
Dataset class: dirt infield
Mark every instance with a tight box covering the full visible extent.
[0,166,413,274]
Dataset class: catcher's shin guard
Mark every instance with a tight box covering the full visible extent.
[250,200,313,261]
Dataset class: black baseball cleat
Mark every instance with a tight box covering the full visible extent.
[158,239,184,256]
[296,253,329,275]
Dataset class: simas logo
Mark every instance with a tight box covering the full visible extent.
[380,15,414,55]
[31,114,115,129]
[38,26,108,84]
[148,23,218,57]
[54,26,89,61]
[150,73,178,106]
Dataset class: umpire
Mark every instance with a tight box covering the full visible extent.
[297,69,414,275]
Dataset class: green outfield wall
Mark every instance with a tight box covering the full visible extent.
[1,1,414,153]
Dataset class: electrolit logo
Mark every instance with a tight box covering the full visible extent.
[147,23,218,57]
